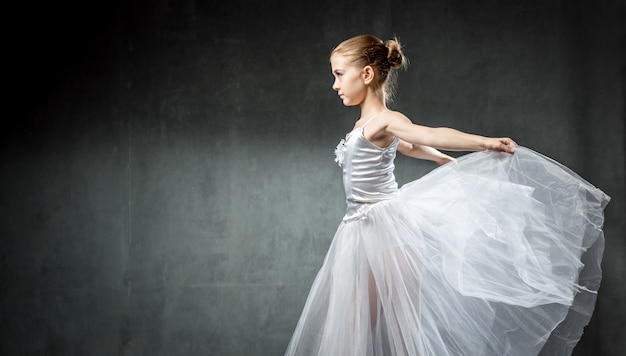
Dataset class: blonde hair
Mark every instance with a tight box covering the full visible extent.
[331,34,407,105]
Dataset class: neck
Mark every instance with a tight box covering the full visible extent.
[358,94,387,120]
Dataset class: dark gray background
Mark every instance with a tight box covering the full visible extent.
[2,0,624,355]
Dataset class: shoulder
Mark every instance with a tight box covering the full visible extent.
[379,110,412,127]
[364,110,411,141]
[365,110,412,133]
[379,110,428,139]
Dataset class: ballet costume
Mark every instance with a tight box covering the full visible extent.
[285,117,609,356]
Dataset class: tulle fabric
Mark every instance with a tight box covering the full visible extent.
[285,147,608,356]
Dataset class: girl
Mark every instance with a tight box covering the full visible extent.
[285,34,609,356]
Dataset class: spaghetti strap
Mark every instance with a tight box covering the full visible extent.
[355,110,387,138]
[361,110,386,129]
[358,110,393,146]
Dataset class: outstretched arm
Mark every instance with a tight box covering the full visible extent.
[385,113,516,153]
[397,140,456,166]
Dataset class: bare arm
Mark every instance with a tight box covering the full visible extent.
[397,140,456,166]
[385,113,516,153]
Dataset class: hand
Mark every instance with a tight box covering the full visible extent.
[485,137,517,154]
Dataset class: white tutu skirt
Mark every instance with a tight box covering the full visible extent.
[286,147,609,356]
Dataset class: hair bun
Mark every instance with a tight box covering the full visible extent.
[331,34,407,104]
[384,39,406,69]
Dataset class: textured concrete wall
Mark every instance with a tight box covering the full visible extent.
[2,0,624,355]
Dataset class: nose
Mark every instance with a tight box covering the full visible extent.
[332,78,339,91]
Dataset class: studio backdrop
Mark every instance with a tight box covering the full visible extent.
[2,0,624,355]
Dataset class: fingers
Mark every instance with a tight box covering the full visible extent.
[506,138,517,147]
[486,137,517,153]
[501,138,516,153]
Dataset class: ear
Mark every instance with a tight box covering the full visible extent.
[362,65,375,85]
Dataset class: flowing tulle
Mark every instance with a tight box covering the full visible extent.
[285,147,608,356]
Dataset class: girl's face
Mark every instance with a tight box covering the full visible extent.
[330,54,367,106]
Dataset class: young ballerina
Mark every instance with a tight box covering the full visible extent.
[285,34,609,356]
